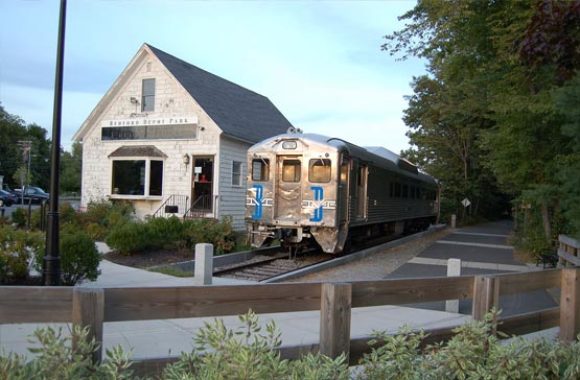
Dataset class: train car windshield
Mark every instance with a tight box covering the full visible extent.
[282,159,301,182]
[252,159,270,181]
[309,159,331,183]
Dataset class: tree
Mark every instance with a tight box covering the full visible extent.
[60,142,82,194]
[385,0,508,221]
[383,0,580,247]
[0,105,51,190]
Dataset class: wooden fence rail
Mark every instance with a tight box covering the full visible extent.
[558,234,580,267]
[1,268,579,377]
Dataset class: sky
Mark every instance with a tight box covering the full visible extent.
[0,0,426,153]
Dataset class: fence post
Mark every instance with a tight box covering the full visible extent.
[451,214,457,228]
[194,243,213,285]
[319,282,352,361]
[560,268,580,342]
[472,276,499,321]
[445,258,462,313]
[72,288,104,363]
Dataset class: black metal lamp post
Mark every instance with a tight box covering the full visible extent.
[44,0,67,286]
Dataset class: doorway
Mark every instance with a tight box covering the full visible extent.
[191,156,214,213]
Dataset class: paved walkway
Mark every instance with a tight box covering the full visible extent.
[387,220,557,316]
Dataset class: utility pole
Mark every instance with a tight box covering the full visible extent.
[44,0,67,286]
[17,140,32,204]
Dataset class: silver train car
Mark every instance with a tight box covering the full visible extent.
[245,130,439,254]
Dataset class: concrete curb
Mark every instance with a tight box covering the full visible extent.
[264,224,447,283]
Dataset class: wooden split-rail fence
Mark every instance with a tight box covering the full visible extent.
[558,234,580,267]
[1,268,579,377]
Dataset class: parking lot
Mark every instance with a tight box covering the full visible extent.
[0,198,80,219]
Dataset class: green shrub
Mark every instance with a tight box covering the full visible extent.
[59,227,101,285]
[0,223,98,285]
[357,312,580,380]
[147,216,187,249]
[11,207,28,228]
[105,216,236,255]
[163,310,349,380]
[76,200,135,240]
[0,326,135,380]
[183,217,236,254]
[0,225,44,283]
[30,202,77,230]
[4,311,580,379]
[30,226,100,286]
[105,221,151,255]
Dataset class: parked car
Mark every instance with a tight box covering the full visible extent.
[0,189,18,206]
[2,185,20,197]
[14,186,50,204]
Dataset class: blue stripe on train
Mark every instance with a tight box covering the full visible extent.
[252,184,263,220]
[310,186,323,222]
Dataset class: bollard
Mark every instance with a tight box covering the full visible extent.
[194,243,213,285]
[445,258,461,313]
[451,214,457,229]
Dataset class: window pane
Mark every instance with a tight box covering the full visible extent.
[149,161,163,196]
[112,161,145,195]
[252,159,269,181]
[142,79,155,112]
[282,160,301,182]
[395,183,401,197]
[232,161,242,186]
[340,162,348,183]
[143,78,155,95]
[309,159,331,183]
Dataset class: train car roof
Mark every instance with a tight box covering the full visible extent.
[249,132,437,185]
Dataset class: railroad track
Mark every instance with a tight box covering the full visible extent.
[214,250,331,282]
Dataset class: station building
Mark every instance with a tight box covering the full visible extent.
[73,44,293,229]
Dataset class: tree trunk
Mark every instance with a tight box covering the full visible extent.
[540,201,552,241]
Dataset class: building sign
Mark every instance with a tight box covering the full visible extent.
[101,115,199,141]
[101,115,198,128]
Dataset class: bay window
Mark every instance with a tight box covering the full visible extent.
[112,159,163,197]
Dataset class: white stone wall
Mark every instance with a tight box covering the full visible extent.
[80,50,222,219]
[218,136,251,230]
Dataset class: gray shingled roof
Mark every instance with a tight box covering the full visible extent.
[147,44,293,143]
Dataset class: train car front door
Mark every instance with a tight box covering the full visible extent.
[275,156,302,222]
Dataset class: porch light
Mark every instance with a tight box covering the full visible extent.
[183,154,190,166]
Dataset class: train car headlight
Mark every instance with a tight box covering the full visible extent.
[282,141,297,149]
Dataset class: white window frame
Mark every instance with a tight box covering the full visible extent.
[141,78,155,112]
[232,160,242,187]
[110,157,164,199]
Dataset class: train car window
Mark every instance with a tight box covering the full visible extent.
[252,159,269,181]
[402,185,408,198]
[340,162,348,183]
[282,159,301,182]
[416,187,422,199]
[390,183,395,197]
[309,159,331,183]
[394,183,401,197]
[410,186,415,199]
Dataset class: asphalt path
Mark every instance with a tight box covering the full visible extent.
[387,219,557,316]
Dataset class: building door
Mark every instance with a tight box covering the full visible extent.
[191,156,214,213]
